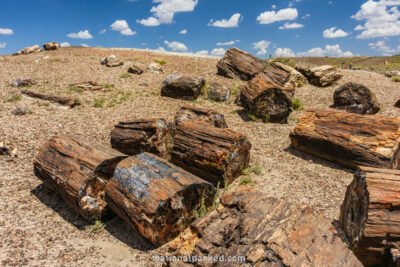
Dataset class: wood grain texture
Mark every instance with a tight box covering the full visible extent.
[21,89,80,107]
[174,104,228,128]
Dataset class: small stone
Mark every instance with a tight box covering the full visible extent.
[11,78,37,87]
[148,62,163,73]
[12,107,30,116]
[128,62,146,75]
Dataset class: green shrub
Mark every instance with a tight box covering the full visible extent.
[103,83,114,89]
[93,97,105,108]
[85,221,105,233]
[240,177,256,186]
[243,164,262,175]
[120,73,131,79]
[69,86,84,93]
[392,76,400,82]
[154,58,167,65]
[6,94,21,102]
[292,98,303,110]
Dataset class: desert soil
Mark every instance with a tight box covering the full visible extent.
[0,47,399,266]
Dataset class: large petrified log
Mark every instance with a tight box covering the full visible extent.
[174,105,228,128]
[171,121,251,186]
[168,186,362,267]
[340,166,400,266]
[161,75,206,100]
[21,89,80,107]
[296,64,342,87]
[105,153,215,247]
[110,118,173,159]
[333,82,380,114]
[290,109,400,169]
[240,73,295,123]
[33,135,127,221]
[271,61,307,88]
[43,41,60,51]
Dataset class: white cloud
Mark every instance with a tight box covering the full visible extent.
[297,44,353,57]
[138,0,198,26]
[272,5,277,9]
[0,28,13,35]
[368,40,396,54]
[323,27,349,38]
[0,42,6,48]
[252,40,270,56]
[257,8,298,24]
[179,29,187,34]
[81,43,90,47]
[275,48,295,57]
[279,22,304,29]
[354,24,364,30]
[110,20,136,35]
[211,48,226,56]
[157,46,166,51]
[216,40,236,46]
[164,40,188,52]
[351,0,400,39]
[60,42,70,47]
[302,13,310,19]
[195,50,209,55]
[67,30,93,39]
[208,13,241,28]
[99,29,107,34]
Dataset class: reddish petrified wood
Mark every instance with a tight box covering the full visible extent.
[21,89,80,107]
[105,153,215,246]
[290,109,400,169]
[110,118,173,159]
[33,135,127,221]
[171,121,251,186]
[174,104,228,128]
[340,166,400,266]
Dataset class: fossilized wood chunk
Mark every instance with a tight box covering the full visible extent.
[69,81,103,91]
[174,104,228,128]
[110,118,173,159]
[296,65,342,87]
[105,153,215,246]
[240,73,294,123]
[128,62,146,75]
[207,83,230,102]
[290,109,400,169]
[101,56,123,67]
[43,41,60,50]
[33,135,127,221]
[161,75,206,100]
[271,61,307,88]
[21,89,80,107]
[168,187,362,267]
[340,166,400,266]
[171,121,251,186]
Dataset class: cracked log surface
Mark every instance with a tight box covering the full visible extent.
[167,186,362,267]
[21,89,80,107]
[33,135,127,221]
[340,166,400,266]
[105,153,215,247]
[290,109,400,169]
[174,105,228,129]
[110,118,173,159]
[171,121,251,186]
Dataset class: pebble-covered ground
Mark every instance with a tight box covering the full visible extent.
[0,47,399,266]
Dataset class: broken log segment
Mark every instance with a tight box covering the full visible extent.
[171,121,251,186]
[110,118,173,159]
[174,104,228,128]
[33,135,127,221]
[340,166,400,266]
[105,153,215,247]
[21,89,80,107]
[68,81,103,91]
[290,109,400,169]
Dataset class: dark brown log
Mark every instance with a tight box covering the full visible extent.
[174,104,228,128]
[168,186,362,267]
[340,166,400,266]
[171,121,251,186]
[33,135,127,221]
[240,73,294,123]
[290,109,400,169]
[110,118,173,159]
[21,89,80,107]
[68,81,103,91]
[161,75,205,100]
[105,153,215,247]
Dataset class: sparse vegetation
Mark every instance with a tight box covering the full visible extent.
[93,97,106,108]
[292,98,303,110]
[154,58,167,65]
[243,164,262,175]
[6,94,22,102]
[193,188,208,219]
[85,220,105,233]
[69,86,84,93]
[231,84,240,96]
[240,177,257,186]
[392,76,400,82]
[103,83,114,89]
[271,57,296,68]
[120,73,131,79]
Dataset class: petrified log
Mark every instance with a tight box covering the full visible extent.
[240,73,294,123]
[296,64,342,87]
[333,82,380,114]
[128,62,145,75]
[174,104,228,128]
[21,89,80,107]
[161,75,205,100]
[10,78,37,87]
[105,153,215,246]
[271,61,307,88]
[171,121,251,186]
[69,81,103,91]
[340,166,400,266]
[290,109,400,169]
[110,118,173,159]
[33,135,127,221]
[207,83,230,102]
[168,186,362,267]
[43,41,60,51]
[101,56,123,67]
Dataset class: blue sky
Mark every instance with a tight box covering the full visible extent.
[0,0,399,57]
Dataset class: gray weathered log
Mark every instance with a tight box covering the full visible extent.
[161,75,205,100]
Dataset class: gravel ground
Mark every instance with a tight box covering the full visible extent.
[0,47,399,266]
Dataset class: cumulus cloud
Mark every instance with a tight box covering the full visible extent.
[208,13,241,28]
[179,29,187,34]
[67,30,93,39]
[297,44,353,57]
[99,29,107,34]
[252,40,270,56]
[211,48,226,56]
[164,40,188,52]
[195,50,209,55]
[257,8,298,24]
[368,40,396,54]
[279,22,304,29]
[0,42,6,48]
[0,28,13,35]
[275,48,295,57]
[323,27,349,38]
[216,40,236,46]
[138,0,198,26]
[351,0,400,39]
[60,42,71,47]
[111,20,136,35]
